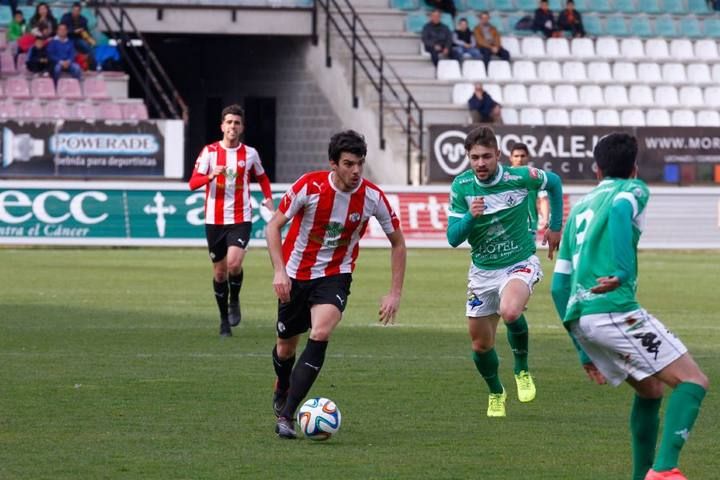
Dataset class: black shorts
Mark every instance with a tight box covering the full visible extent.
[276,273,353,339]
[205,222,251,262]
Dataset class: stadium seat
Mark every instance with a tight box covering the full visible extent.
[0,101,17,119]
[0,82,4,97]
[98,102,123,120]
[694,39,719,59]
[592,0,613,13]
[537,61,562,82]
[654,16,677,37]
[512,60,537,81]
[122,102,149,121]
[579,85,605,106]
[0,51,16,74]
[713,64,720,83]
[520,108,543,125]
[606,16,629,36]
[629,85,655,106]
[570,108,595,126]
[487,60,512,80]
[529,84,554,106]
[672,110,696,126]
[405,12,427,33]
[30,77,56,99]
[646,108,671,126]
[629,16,653,37]
[587,61,613,83]
[637,62,662,84]
[615,0,638,13]
[554,84,580,106]
[645,38,670,59]
[595,37,621,59]
[620,38,645,59]
[562,61,587,82]
[621,109,646,126]
[503,84,529,106]
[5,77,30,99]
[57,78,83,100]
[603,85,629,107]
[545,108,570,126]
[686,63,712,85]
[687,0,711,15]
[516,0,538,10]
[696,110,720,127]
[612,62,637,83]
[704,18,720,38]
[437,59,462,80]
[704,86,720,107]
[662,0,685,14]
[679,86,705,107]
[570,37,594,59]
[72,102,98,121]
[462,60,487,80]
[467,0,492,9]
[548,0,563,9]
[546,38,570,59]
[583,14,603,37]
[501,107,519,125]
[639,0,662,14]
[44,100,71,120]
[662,63,686,84]
[494,0,515,11]
[390,0,419,10]
[0,8,11,26]
[669,39,694,60]
[84,77,110,100]
[521,37,545,58]
[15,53,27,75]
[502,37,520,58]
[452,83,474,105]
[483,84,503,102]
[595,109,620,126]
[16,101,44,119]
[654,85,680,107]
[680,17,703,38]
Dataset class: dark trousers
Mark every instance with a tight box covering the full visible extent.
[479,47,510,68]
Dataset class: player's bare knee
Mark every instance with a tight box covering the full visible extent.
[309,330,332,342]
[636,379,665,399]
[276,343,296,359]
[471,339,495,352]
[500,307,523,323]
[227,260,242,274]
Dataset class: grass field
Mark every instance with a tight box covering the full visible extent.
[1,247,718,479]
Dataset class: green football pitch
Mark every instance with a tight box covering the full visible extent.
[1,248,718,479]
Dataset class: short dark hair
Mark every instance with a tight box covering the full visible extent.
[328,130,367,163]
[72,2,82,8]
[511,142,529,155]
[593,132,638,179]
[458,17,468,23]
[464,126,498,152]
[221,104,244,123]
[13,9,23,16]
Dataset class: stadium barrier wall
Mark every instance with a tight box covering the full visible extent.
[430,125,720,184]
[1,181,718,249]
[0,120,184,179]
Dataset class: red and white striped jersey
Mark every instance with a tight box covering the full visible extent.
[190,142,267,225]
[279,171,400,280]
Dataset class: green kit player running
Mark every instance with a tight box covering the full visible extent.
[551,133,708,480]
[509,142,549,236]
[446,126,564,417]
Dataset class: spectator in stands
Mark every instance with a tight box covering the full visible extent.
[48,23,82,82]
[533,0,559,38]
[422,9,455,66]
[27,2,58,37]
[468,83,502,124]
[7,9,25,55]
[26,36,51,75]
[558,0,585,38]
[61,2,94,54]
[452,18,482,61]
[424,0,456,19]
[473,11,511,69]
[17,21,51,54]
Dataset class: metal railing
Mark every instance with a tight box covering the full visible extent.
[312,0,424,184]
[92,0,189,124]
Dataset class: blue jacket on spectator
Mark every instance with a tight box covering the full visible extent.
[47,35,76,63]
[468,91,498,122]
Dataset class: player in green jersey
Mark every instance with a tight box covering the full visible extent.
[509,143,549,235]
[551,133,708,480]
[446,126,564,417]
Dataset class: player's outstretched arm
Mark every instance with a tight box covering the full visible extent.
[378,230,406,326]
[266,210,291,303]
[542,171,563,259]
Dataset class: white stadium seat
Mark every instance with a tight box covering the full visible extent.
[487,60,512,81]
[537,61,563,82]
[437,59,461,80]
[646,108,671,126]
[452,83,474,104]
[629,85,654,107]
[521,37,545,58]
[669,39,694,61]
[654,86,679,107]
[554,84,580,106]
[696,110,720,127]
[637,62,663,85]
[545,108,570,126]
[503,84,529,106]
[621,109,646,126]
[483,83,504,103]
[502,37,521,58]
[512,61,537,81]
[672,110,696,127]
[694,40,719,61]
[570,108,595,126]
[579,85,605,107]
[529,84,555,106]
[546,38,570,58]
[520,108,544,125]
[713,64,720,83]
[596,109,621,126]
[603,85,629,107]
[570,37,595,59]
[679,86,704,108]
[562,61,587,82]
[587,62,613,83]
[596,37,621,58]
[645,39,670,60]
[462,60,487,80]
[613,62,637,83]
[620,38,645,59]
[662,63,687,84]
[704,86,720,108]
[501,107,519,125]
[686,63,712,85]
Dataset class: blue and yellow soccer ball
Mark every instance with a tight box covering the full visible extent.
[296,397,341,441]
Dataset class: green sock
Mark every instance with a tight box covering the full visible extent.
[506,314,529,375]
[472,349,504,394]
[630,395,661,480]
[653,382,707,472]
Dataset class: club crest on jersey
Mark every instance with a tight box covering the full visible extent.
[349,212,361,223]
[529,167,539,178]
[505,194,518,207]
[633,187,644,198]
[237,160,246,168]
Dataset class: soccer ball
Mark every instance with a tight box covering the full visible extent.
[296,397,341,441]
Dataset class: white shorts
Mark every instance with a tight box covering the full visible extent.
[465,255,543,317]
[569,309,688,387]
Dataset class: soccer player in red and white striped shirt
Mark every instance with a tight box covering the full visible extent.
[265,130,407,439]
[189,104,274,337]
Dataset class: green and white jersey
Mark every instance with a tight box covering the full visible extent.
[555,178,650,323]
[448,164,548,269]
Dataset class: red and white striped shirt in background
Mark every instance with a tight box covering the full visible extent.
[279,171,400,280]
[188,142,272,225]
